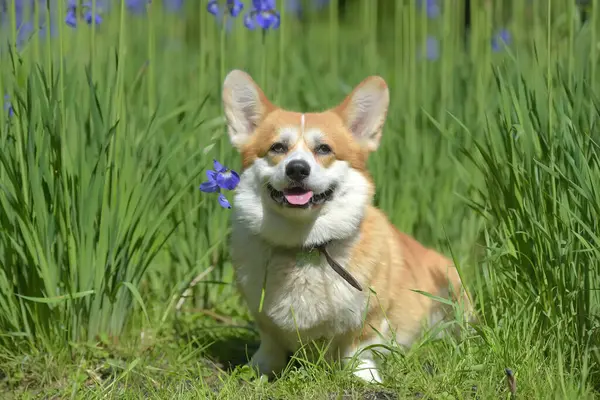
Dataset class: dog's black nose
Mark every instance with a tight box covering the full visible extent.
[286,159,311,181]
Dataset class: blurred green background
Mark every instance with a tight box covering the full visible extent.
[0,0,599,398]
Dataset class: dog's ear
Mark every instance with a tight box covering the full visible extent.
[333,76,389,152]
[222,70,274,150]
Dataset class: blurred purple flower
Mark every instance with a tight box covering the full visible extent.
[14,21,35,45]
[164,0,184,12]
[65,0,104,27]
[125,0,151,14]
[0,0,59,47]
[207,0,243,31]
[491,28,511,52]
[251,0,277,12]
[285,0,302,15]
[83,2,102,24]
[207,0,244,18]
[285,0,330,17]
[244,0,280,30]
[312,0,331,9]
[65,10,77,27]
[4,94,14,117]
[418,35,439,61]
[417,0,440,19]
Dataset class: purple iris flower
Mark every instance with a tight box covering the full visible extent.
[4,94,14,117]
[207,0,244,18]
[207,0,243,31]
[199,159,240,209]
[491,29,511,52]
[15,21,34,45]
[418,35,439,61]
[83,2,102,25]
[416,0,440,19]
[285,0,330,16]
[125,0,151,14]
[65,0,104,27]
[244,0,280,30]
[164,0,184,12]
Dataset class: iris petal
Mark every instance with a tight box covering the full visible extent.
[256,11,274,29]
[491,29,511,52]
[164,0,184,12]
[213,159,227,173]
[253,0,276,11]
[84,12,102,25]
[207,0,219,16]
[228,0,244,17]
[271,11,280,29]
[216,170,240,190]
[65,11,77,27]
[244,12,256,29]
[218,193,232,209]
[199,180,219,193]
[206,169,218,182]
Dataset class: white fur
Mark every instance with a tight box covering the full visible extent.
[278,126,299,144]
[352,359,382,383]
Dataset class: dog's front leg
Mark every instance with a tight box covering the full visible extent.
[248,329,289,379]
[340,340,383,384]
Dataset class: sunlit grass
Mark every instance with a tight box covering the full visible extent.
[0,0,599,398]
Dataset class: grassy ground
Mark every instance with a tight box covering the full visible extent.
[1,0,600,398]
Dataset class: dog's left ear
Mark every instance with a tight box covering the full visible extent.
[222,69,274,150]
[333,76,389,152]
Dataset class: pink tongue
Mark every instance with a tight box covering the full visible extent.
[284,190,314,205]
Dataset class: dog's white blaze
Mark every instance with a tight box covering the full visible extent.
[300,113,305,136]
[284,128,325,171]
[285,143,313,163]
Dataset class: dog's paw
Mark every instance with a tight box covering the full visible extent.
[352,359,383,384]
[243,363,271,383]
[246,359,272,381]
[247,346,287,380]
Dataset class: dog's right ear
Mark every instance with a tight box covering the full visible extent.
[222,70,274,150]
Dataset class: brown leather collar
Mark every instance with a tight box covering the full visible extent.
[302,242,363,292]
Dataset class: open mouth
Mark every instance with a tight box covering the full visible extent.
[267,184,336,208]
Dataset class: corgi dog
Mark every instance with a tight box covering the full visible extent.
[222,70,473,383]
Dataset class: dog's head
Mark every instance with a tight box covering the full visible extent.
[223,70,389,247]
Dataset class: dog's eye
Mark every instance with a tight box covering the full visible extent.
[315,144,332,155]
[269,143,288,154]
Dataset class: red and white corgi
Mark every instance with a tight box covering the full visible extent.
[222,70,473,383]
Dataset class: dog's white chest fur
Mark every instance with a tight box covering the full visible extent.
[231,225,367,349]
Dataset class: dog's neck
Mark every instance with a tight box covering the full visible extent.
[270,237,335,252]
[231,207,365,292]
[266,236,364,292]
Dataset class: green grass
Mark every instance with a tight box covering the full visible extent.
[1,0,599,398]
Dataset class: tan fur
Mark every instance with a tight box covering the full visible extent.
[347,207,472,348]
